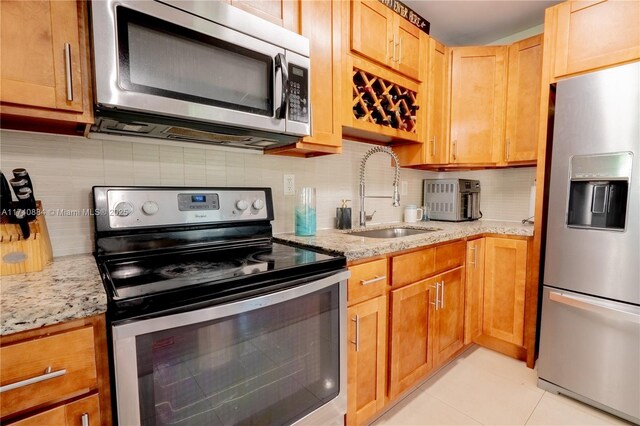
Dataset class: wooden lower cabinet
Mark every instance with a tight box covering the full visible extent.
[11,394,101,426]
[482,237,528,346]
[347,295,387,426]
[432,267,465,366]
[388,276,436,399]
[464,238,485,344]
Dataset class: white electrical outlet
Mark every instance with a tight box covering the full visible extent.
[401,180,408,196]
[283,174,295,195]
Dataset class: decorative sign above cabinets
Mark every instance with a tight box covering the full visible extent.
[378,0,430,34]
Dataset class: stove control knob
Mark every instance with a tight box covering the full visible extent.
[114,201,134,217]
[142,201,159,215]
[252,199,265,210]
[236,200,249,211]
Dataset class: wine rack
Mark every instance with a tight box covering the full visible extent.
[352,68,419,133]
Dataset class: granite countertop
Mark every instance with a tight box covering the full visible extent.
[274,220,534,261]
[0,254,106,336]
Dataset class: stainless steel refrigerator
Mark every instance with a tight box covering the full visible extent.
[538,61,640,424]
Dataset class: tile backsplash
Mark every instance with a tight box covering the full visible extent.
[0,130,535,257]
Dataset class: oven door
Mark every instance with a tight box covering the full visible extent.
[91,0,310,136]
[112,271,348,426]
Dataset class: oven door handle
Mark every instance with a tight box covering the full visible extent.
[275,53,289,119]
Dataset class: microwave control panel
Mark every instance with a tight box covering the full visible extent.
[288,64,309,123]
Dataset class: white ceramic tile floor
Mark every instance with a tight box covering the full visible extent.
[373,346,631,426]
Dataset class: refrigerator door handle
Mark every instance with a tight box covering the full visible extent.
[549,291,640,324]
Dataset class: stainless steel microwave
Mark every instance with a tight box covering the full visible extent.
[89,0,311,150]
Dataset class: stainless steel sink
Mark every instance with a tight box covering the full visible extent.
[349,227,439,239]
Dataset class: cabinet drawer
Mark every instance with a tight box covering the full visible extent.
[348,259,388,305]
[434,241,466,274]
[392,247,435,288]
[10,393,101,426]
[1,327,97,418]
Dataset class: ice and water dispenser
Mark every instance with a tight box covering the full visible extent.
[567,152,633,231]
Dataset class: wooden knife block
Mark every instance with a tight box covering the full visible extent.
[0,201,53,276]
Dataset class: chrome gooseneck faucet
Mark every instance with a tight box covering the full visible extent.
[359,146,400,226]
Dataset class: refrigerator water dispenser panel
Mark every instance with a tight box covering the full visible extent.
[567,152,633,231]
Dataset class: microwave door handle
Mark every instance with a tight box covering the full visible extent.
[275,53,289,119]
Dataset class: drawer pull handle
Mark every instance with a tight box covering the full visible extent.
[360,275,386,286]
[64,42,73,101]
[0,366,67,393]
[81,413,89,426]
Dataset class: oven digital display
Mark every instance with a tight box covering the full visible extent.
[177,193,219,211]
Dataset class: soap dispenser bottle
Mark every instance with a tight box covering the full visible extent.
[336,199,352,230]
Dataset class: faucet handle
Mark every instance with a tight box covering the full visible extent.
[365,210,377,222]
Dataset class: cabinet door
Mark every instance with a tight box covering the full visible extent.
[300,0,341,149]
[229,0,299,32]
[1,0,83,112]
[426,38,449,164]
[433,267,465,366]
[394,15,421,80]
[389,277,435,399]
[347,296,387,426]
[483,237,528,346]
[351,1,394,68]
[505,34,543,163]
[450,46,507,164]
[464,238,485,344]
[554,0,640,79]
[10,394,100,426]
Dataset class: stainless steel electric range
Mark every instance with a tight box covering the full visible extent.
[92,186,348,426]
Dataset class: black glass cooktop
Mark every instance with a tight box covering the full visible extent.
[101,242,343,301]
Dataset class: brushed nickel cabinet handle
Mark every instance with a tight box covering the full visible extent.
[81,413,89,426]
[452,140,457,161]
[398,36,402,64]
[389,39,394,61]
[431,283,440,310]
[351,315,360,352]
[64,43,73,101]
[360,275,386,286]
[440,280,445,309]
[0,366,67,393]
[505,138,511,161]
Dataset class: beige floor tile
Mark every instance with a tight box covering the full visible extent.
[373,390,481,426]
[526,392,631,425]
[421,358,544,425]
[461,346,539,386]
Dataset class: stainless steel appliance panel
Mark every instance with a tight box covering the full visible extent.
[113,271,348,426]
[91,0,310,142]
[423,178,481,221]
[544,62,640,304]
[537,287,640,424]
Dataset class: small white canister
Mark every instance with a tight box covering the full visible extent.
[403,204,424,223]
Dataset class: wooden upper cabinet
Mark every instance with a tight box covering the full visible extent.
[351,1,394,68]
[350,0,424,81]
[450,46,508,165]
[388,276,435,399]
[228,0,299,32]
[553,0,640,79]
[0,0,92,128]
[504,34,543,164]
[426,38,450,165]
[347,296,387,426]
[433,267,465,366]
[395,17,422,80]
[483,237,528,346]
